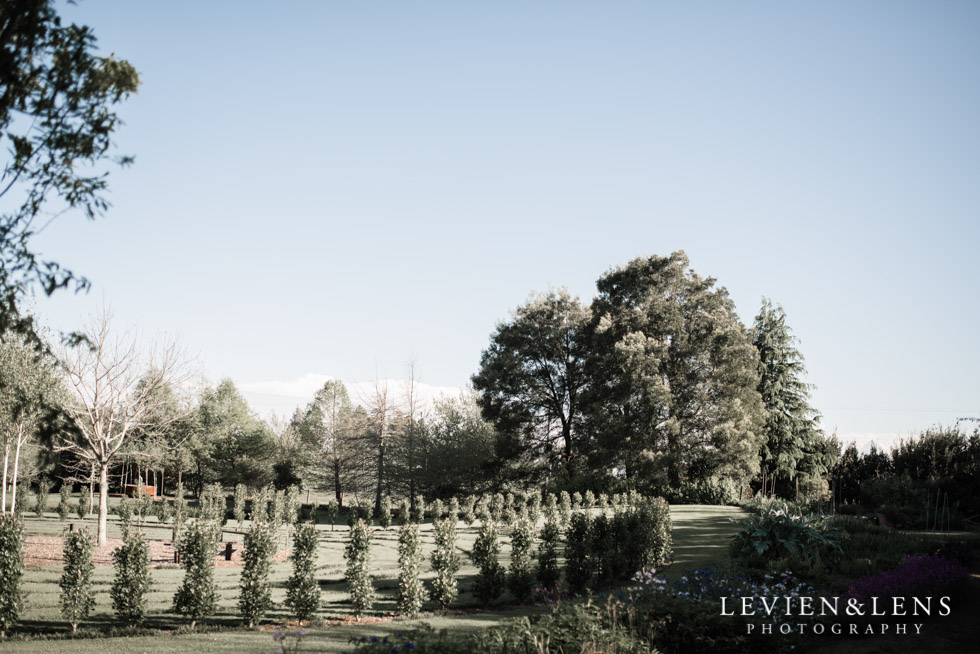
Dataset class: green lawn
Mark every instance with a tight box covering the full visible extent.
[3,502,747,652]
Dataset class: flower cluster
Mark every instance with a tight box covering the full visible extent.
[630,566,817,624]
[845,553,967,603]
[342,632,417,653]
[533,580,570,612]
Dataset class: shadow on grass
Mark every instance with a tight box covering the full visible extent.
[663,505,747,577]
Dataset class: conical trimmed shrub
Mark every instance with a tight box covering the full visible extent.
[239,521,276,627]
[396,522,424,616]
[470,520,505,605]
[173,520,218,629]
[60,526,95,632]
[285,523,320,622]
[429,517,460,611]
[0,514,24,638]
[111,528,152,625]
[344,519,374,618]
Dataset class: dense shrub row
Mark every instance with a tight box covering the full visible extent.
[1,487,672,634]
[562,497,673,594]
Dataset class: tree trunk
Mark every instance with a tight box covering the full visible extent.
[561,419,573,474]
[10,428,23,514]
[407,421,417,512]
[666,428,681,489]
[333,461,342,508]
[2,441,9,514]
[88,465,95,514]
[409,475,416,513]
[97,462,109,545]
[374,442,385,517]
[195,462,203,498]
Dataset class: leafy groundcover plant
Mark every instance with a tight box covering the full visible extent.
[730,501,841,571]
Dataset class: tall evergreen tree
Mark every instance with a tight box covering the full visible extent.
[188,380,276,492]
[752,299,822,497]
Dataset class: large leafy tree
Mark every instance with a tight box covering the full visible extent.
[583,252,765,494]
[752,299,823,497]
[0,0,139,341]
[472,288,590,481]
[0,331,64,514]
[409,391,497,499]
[188,379,275,493]
[296,380,368,507]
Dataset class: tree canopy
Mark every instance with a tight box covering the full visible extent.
[471,288,589,482]
[188,379,275,492]
[295,380,368,506]
[403,391,497,498]
[0,331,65,512]
[1,0,139,341]
[583,252,765,494]
[57,310,185,544]
[752,298,824,496]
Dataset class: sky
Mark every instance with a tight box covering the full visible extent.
[27,1,980,451]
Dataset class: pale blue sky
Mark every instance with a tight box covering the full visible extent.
[31,1,980,446]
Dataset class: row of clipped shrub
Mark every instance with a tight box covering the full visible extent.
[0,492,674,637]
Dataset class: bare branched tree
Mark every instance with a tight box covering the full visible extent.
[56,308,189,544]
[363,376,394,517]
[402,358,424,512]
